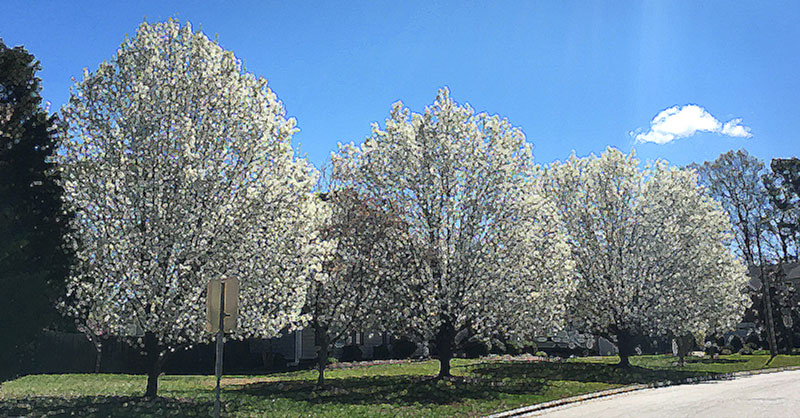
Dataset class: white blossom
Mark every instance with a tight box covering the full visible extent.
[56,20,319,352]
[538,148,749,358]
[331,88,573,375]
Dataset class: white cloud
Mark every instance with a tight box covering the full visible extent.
[721,118,752,137]
[635,104,752,144]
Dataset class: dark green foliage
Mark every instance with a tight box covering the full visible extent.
[391,338,417,359]
[729,336,743,352]
[340,345,363,362]
[745,333,762,348]
[704,344,719,357]
[372,344,390,360]
[463,339,489,358]
[0,39,70,380]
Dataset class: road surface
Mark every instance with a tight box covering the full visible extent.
[529,370,800,418]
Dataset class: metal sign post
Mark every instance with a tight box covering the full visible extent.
[214,280,225,418]
[206,278,239,418]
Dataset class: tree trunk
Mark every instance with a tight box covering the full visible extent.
[753,233,779,359]
[315,325,329,388]
[615,329,634,368]
[675,334,694,366]
[760,268,779,359]
[435,320,455,378]
[143,331,162,398]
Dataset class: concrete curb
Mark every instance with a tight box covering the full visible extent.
[485,365,800,418]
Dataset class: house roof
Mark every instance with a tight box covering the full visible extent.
[747,261,800,290]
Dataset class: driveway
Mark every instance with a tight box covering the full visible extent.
[529,370,800,418]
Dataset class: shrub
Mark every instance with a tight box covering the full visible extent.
[372,344,390,360]
[392,339,417,359]
[739,345,754,355]
[535,351,548,357]
[729,336,743,352]
[504,340,522,355]
[521,342,538,355]
[715,336,726,347]
[489,340,506,355]
[327,356,338,365]
[721,348,732,355]
[745,333,762,348]
[340,345,363,362]
[464,340,489,358]
[704,344,719,357]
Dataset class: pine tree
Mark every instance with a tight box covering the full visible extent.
[0,39,70,380]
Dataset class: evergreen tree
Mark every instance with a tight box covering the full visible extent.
[0,39,70,380]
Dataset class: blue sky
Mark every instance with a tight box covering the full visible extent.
[2,1,798,168]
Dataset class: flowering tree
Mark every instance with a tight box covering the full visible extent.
[306,186,410,387]
[56,20,319,396]
[332,89,573,378]
[538,149,748,366]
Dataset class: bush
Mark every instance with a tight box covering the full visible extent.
[521,342,538,355]
[535,351,548,357]
[739,345,754,355]
[504,340,522,355]
[327,356,338,365]
[729,336,743,352]
[372,344,390,360]
[488,340,505,355]
[392,339,417,359]
[745,333,761,347]
[704,344,719,357]
[463,340,489,358]
[721,348,732,356]
[340,345,363,362]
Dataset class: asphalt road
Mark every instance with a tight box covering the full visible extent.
[529,370,800,418]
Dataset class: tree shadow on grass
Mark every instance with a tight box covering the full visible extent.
[683,357,749,365]
[0,395,213,417]
[236,373,547,407]
[228,359,749,408]
[467,361,708,385]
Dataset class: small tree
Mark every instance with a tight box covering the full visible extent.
[332,89,573,378]
[57,20,318,397]
[306,187,409,387]
[539,149,748,367]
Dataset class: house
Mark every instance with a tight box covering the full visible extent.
[746,261,800,291]
[724,261,800,347]
[249,328,395,366]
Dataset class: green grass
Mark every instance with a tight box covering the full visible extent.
[2,354,799,417]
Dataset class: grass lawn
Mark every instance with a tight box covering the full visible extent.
[2,354,799,417]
